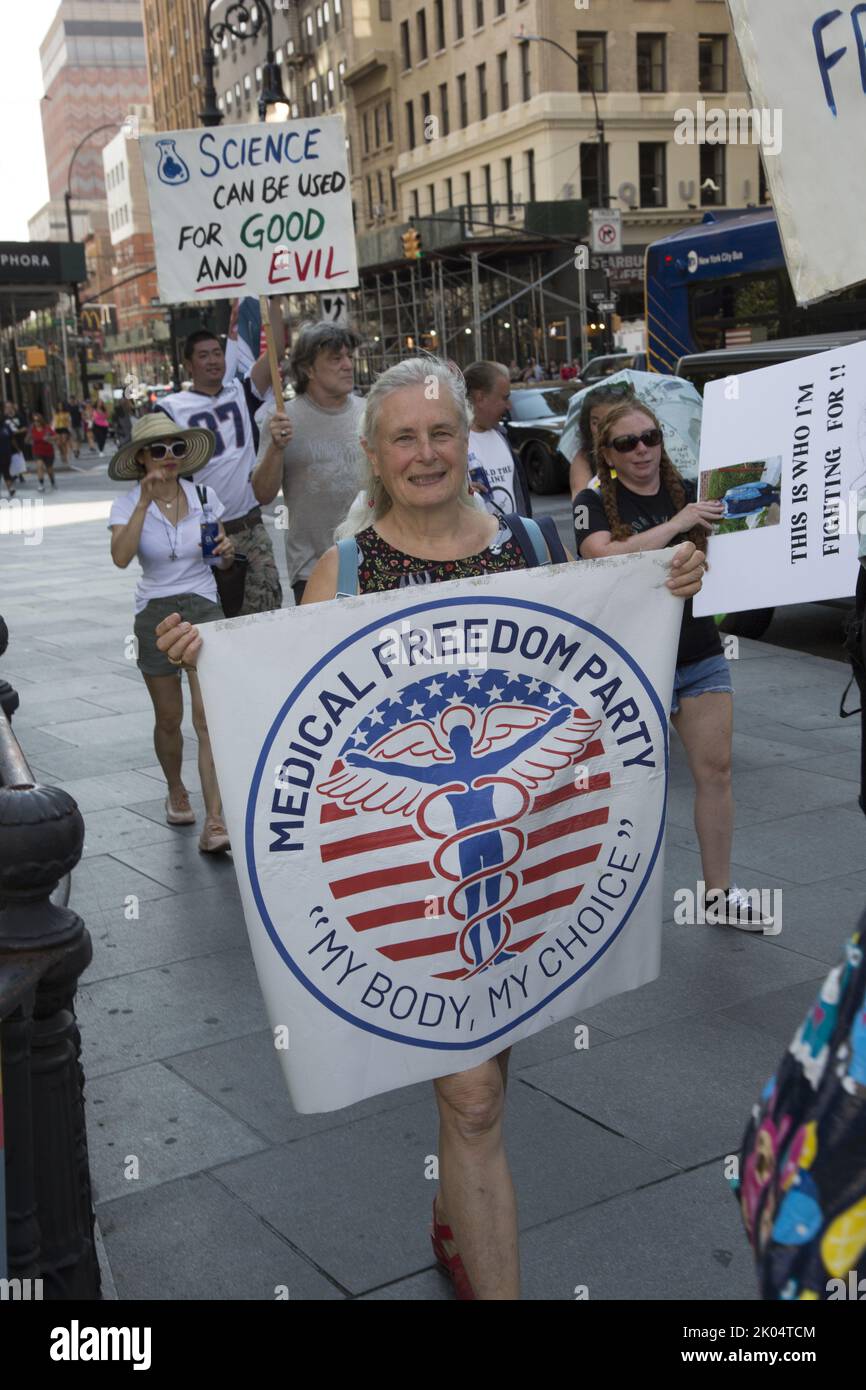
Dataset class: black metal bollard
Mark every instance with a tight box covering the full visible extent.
[0,719,100,1298]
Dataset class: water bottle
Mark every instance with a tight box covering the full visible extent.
[200,497,220,565]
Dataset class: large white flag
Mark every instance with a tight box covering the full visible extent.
[198,555,680,1112]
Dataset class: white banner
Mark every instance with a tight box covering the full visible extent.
[693,339,866,616]
[198,557,680,1112]
[140,118,358,303]
[727,0,866,303]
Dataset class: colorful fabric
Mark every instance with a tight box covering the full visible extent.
[734,927,866,1300]
[355,520,529,593]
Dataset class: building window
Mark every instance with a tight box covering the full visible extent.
[497,51,509,109]
[495,0,505,13]
[446,175,453,206]
[377,170,385,207]
[457,72,468,126]
[520,39,530,100]
[482,163,492,213]
[225,89,232,107]
[391,167,398,208]
[412,188,420,217]
[639,142,667,206]
[637,34,666,93]
[439,82,450,135]
[305,15,313,39]
[477,62,487,119]
[700,144,725,204]
[434,0,445,49]
[525,147,535,201]
[374,105,381,147]
[577,32,607,92]
[455,0,464,40]
[334,0,342,30]
[428,183,436,212]
[417,9,428,61]
[401,20,411,68]
[385,100,393,142]
[338,59,346,95]
[474,0,484,29]
[580,142,608,204]
[311,78,318,107]
[367,175,374,219]
[421,90,432,136]
[363,111,370,153]
[380,0,392,17]
[464,170,472,206]
[503,154,513,206]
[699,34,727,92]
[406,99,416,147]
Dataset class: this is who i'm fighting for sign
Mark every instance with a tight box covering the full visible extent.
[141,116,359,302]
[197,556,680,1112]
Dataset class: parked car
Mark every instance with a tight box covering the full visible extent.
[503,383,582,494]
[579,351,647,387]
[676,331,866,639]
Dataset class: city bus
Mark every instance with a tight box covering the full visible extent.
[645,209,866,374]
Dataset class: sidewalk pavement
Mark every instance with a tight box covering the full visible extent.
[2,468,864,1300]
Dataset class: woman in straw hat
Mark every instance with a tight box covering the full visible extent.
[108,414,236,853]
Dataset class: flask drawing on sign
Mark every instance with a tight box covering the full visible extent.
[155,139,190,186]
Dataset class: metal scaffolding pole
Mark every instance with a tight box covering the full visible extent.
[409,262,420,350]
[375,274,386,374]
[578,264,589,367]
[392,270,403,358]
[470,252,481,358]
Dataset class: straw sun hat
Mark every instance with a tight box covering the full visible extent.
[108,413,215,482]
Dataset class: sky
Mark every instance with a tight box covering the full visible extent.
[0,0,61,240]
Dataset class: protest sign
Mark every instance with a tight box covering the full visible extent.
[727,0,866,303]
[197,555,680,1112]
[140,117,358,303]
[693,339,866,617]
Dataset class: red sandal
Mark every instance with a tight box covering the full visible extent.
[430,1201,476,1300]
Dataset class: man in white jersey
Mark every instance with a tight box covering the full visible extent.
[157,308,288,613]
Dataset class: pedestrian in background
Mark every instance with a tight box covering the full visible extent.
[112,396,134,448]
[68,398,83,457]
[91,402,110,455]
[253,321,364,605]
[52,401,73,468]
[567,380,637,496]
[27,412,57,491]
[464,361,532,518]
[0,403,18,497]
[107,414,235,853]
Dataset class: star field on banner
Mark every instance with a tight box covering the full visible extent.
[197,556,680,1111]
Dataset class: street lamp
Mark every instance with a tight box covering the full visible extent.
[201,1,290,127]
[65,122,118,400]
[516,32,614,354]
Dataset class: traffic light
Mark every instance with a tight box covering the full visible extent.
[402,227,422,260]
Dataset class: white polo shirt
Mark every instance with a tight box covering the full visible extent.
[157,373,268,523]
[109,478,225,614]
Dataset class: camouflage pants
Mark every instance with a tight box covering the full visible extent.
[229,519,283,614]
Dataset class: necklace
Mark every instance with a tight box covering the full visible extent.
[153,483,182,559]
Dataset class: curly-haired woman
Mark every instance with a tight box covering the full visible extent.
[573,400,769,930]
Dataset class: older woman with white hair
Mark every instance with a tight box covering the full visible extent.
[155,357,706,1300]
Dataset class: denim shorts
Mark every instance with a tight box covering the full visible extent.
[670,651,733,715]
[134,592,223,678]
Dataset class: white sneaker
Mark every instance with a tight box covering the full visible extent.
[706,885,772,932]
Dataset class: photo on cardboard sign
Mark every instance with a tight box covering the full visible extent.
[700,457,782,534]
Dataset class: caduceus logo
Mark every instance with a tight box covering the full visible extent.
[315,670,601,980]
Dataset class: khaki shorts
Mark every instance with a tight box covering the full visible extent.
[134,592,223,678]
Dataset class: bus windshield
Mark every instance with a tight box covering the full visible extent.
[645,210,866,372]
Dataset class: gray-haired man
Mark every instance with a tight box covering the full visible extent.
[253,322,365,604]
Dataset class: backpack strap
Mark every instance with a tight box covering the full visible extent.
[336,537,360,596]
[505,513,568,567]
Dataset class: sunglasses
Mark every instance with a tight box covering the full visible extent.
[609,428,663,455]
[148,440,188,460]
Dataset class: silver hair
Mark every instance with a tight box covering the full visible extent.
[335,357,473,540]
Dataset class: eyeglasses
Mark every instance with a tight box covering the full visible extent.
[609,428,663,455]
[148,440,188,460]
